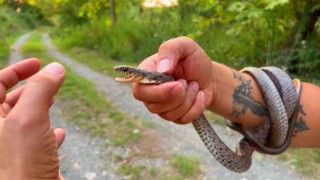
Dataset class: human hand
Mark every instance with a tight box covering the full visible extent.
[0,58,65,179]
[133,37,215,124]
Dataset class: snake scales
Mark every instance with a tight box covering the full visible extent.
[114,65,301,173]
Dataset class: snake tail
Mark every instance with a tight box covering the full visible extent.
[192,114,254,172]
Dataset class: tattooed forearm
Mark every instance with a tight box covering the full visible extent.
[293,105,310,136]
[230,71,268,118]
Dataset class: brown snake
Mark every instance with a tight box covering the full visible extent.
[113,65,301,173]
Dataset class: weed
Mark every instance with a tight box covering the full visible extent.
[117,164,146,180]
[171,154,200,177]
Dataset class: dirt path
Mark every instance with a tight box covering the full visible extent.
[9,33,305,180]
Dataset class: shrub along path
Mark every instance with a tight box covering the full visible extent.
[8,33,305,180]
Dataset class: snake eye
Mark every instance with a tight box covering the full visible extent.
[122,67,129,72]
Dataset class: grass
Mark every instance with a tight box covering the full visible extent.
[0,30,28,68]
[117,164,147,180]
[51,35,138,78]
[278,148,320,177]
[171,154,200,178]
[116,154,201,180]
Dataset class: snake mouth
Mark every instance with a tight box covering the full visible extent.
[114,73,143,83]
[114,65,143,83]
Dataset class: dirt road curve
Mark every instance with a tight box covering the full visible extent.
[8,33,305,180]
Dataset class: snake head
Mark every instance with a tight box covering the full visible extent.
[113,65,175,84]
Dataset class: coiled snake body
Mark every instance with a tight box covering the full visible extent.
[114,65,301,173]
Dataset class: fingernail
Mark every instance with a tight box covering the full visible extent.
[43,63,64,75]
[158,58,171,72]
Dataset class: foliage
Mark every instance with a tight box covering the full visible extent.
[45,0,320,78]
[2,1,320,79]
[0,7,26,62]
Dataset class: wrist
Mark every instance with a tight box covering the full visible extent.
[207,62,267,128]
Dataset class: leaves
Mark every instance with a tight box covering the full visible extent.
[264,0,289,10]
[5,0,319,78]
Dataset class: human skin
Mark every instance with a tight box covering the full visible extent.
[132,37,320,148]
[0,58,65,179]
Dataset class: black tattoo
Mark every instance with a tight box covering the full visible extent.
[230,71,268,118]
[293,105,310,136]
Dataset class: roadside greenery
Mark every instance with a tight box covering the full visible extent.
[18,0,320,80]
[0,7,25,66]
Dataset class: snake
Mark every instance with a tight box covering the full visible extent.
[113,65,301,173]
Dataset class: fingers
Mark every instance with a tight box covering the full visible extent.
[157,81,198,119]
[4,85,24,109]
[137,54,158,70]
[0,58,40,103]
[54,128,65,148]
[133,79,187,103]
[156,37,200,74]
[11,62,65,125]
[4,85,55,111]
[135,79,205,124]
[174,91,206,124]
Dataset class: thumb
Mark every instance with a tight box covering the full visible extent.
[13,62,65,123]
[156,37,199,74]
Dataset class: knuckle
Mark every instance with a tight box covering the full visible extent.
[159,112,179,122]
[132,87,142,100]
[30,74,56,89]
[177,116,193,125]
[159,40,175,52]
[177,36,193,43]
[145,103,160,114]
[7,112,47,132]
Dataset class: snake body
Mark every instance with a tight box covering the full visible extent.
[114,65,301,173]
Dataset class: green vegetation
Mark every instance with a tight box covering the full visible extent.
[0,1,51,66]
[117,164,147,180]
[37,0,320,80]
[278,149,320,176]
[171,154,200,177]
[116,155,201,180]
[0,7,25,66]
[48,42,137,77]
